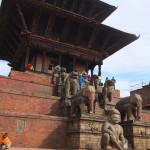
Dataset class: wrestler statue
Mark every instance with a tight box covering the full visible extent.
[101,108,128,150]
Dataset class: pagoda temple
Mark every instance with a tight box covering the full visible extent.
[1,1,150,150]
[0,0,138,74]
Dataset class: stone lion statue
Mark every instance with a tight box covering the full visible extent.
[71,85,95,116]
[92,75,99,90]
[65,70,78,98]
[102,80,114,104]
[116,94,142,121]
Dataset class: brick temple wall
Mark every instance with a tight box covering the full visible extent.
[2,70,144,149]
[9,71,52,85]
[0,75,56,96]
[141,110,150,122]
[131,84,150,105]
[0,112,67,148]
[0,91,62,116]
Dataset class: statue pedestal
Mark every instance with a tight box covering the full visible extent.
[121,120,150,150]
[67,116,105,149]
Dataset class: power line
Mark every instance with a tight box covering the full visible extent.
[130,80,147,91]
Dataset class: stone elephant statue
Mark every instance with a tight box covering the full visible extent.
[116,94,142,121]
[65,70,78,98]
[102,80,114,104]
[71,85,95,116]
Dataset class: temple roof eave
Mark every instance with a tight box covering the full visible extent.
[0,0,138,66]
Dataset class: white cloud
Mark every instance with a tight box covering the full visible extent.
[0,61,11,76]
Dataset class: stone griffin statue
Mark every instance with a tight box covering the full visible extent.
[71,85,95,116]
[92,75,99,90]
[116,94,142,121]
[65,70,78,98]
[102,80,114,104]
[101,108,128,150]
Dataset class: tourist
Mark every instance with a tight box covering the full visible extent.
[111,77,116,84]
[48,64,54,70]
[111,77,116,89]
[88,75,91,82]
[28,64,34,70]
[0,132,11,150]
[78,73,84,90]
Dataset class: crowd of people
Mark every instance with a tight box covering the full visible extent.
[77,72,116,91]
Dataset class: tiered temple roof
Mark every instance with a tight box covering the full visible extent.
[0,0,138,68]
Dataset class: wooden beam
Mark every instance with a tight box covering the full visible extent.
[91,66,94,78]
[104,37,126,56]
[15,0,28,32]
[11,13,23,30]
[88,0,96,18]
[54,0,58,6]
[61,0,68,9]
[75,23,85,45]
[58,54,61,66]
[21,0,110,27]
[8,25,21,43]
[33,53,37,71]
[88,26,99,49]
[71,0,78,12]
[31,9,42,33]
[98,63,101,76]
[28,34,101,60]
[99,35,111,53]
[86,62,89,74]
[11,40,25,66]
[78,0,85,14]
[73,57,76,71]
[61,19,72,42]
[5,39,16,54]
[8,33,19,50]
[41,51,46,72]
[45,15,56,38]
[25,47,30,68]
[2,44,14,59]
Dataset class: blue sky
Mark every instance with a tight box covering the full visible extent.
[0,0,150,97]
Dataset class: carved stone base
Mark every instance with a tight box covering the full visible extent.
[67,116,105,149]
[121,120,150,150]
[103,102,115,110]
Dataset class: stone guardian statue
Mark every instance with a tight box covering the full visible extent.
[101,108,128,150]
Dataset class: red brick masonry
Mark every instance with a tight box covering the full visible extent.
[0,70,149,148]
[0,112,67,148]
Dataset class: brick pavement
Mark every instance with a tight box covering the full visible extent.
[11,148,69,150]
